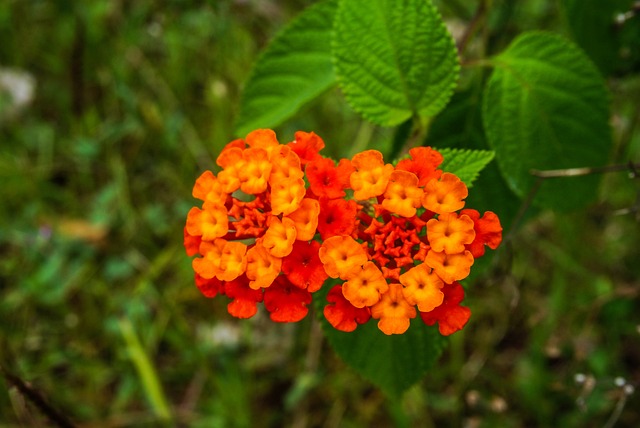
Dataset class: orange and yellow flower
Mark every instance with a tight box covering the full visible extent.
[184,130,502,336]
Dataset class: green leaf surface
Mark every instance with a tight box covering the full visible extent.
[482,31,612,211]
[234,0,337,137]
[333,0,459,127]
[437,148,494,188]
[315,284,447,398]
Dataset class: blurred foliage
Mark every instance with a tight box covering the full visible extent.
[0,0,639,427]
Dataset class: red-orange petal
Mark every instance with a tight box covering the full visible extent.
[282,240,328,292]
[324,285,371,332]
[225,276,264,319]
[263,276,312,322]
[460,209,503,258]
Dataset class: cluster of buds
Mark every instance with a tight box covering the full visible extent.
[184,130,502,335]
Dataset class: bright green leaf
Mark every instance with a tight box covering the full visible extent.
[316,285,447,398]
[333,0,459,126]
[234,0,337,137]
[482,31,611,211]
[437,148,494,188]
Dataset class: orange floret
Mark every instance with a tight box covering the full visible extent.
[324,285,371,332]
[350,150,395,200]
[192,239,226,279]
[185,206,229,241]
[270,177,306,216]
[245,128,279,154]
[268,144,304,184]
[422,173,468,214]
[382,170,424,217]
[399,264,444,312]
[426,213,476,254]
[183,227,201,257]
[371,283,416,335]
[460,209,503,258]
[286,198,320,241]
[287,131,325,165]
[425,249,474,284]
[217,241,248,281]
[263,276,312,322]
[245,242,282,289]
[239,147,272,194]
[192,170,224,203]
[342,261,389,308]
[262,216,297,258]
[225,276,264,319]
[319,235,369,280]
[396,146,443,186]
[216,146,244,193]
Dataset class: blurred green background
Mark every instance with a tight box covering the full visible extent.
[1,0,639,426]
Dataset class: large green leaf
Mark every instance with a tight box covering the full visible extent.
[316,283,447,398]
[234,0,337,137]
[482,31,612,211]
[332,0,459,127]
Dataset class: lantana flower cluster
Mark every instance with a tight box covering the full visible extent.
[184,130,502,336]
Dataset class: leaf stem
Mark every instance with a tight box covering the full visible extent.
[457,0,490,57]
[506,162,640,241]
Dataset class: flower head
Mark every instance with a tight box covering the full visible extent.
[184,132,502,336]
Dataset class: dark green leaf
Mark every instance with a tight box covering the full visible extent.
[333,0,459,126]
[234,0,337,136]
[482,31,612,211]
[561,0,637,75]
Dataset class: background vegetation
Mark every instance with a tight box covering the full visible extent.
[1,0,639,427]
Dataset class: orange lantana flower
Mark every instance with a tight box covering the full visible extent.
[422,172,468,214]
[319,235,368,280]
[371,283,416,335]
[426,213,476,254]
[342,262,389,308]
[350,150,394,200]
[399,264,444,312]
[185,130,502,335]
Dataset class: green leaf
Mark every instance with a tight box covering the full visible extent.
[437,148,494,188]
[316,284,447,398]
[333,0,459,127]
[482,31,612,211]
[234,0,337,137]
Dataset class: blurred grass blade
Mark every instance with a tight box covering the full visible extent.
[118,318,172,422]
